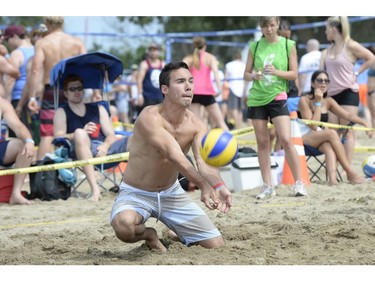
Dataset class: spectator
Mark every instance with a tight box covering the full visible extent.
[126,64,139,123]
[109,76,130,128]
[27,16,86,160]
[320,16,375,164]
[299,39,321,95]
[0,96,35,205]
[297,70,371,185]
[183,37,229,130]
[225,51,247,129]
[367,47,375,129]
[137,43,165,113]
[53,75,131,202]
[3,25,35,138]
[243,16,307,199]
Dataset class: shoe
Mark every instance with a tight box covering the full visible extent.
[256,184,276,200]
[293,180,307,197]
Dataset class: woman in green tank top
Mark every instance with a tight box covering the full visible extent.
[243,16,307,199]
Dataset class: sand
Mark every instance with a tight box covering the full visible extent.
[1,133,374,270]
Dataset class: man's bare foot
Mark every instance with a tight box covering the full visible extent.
[162,228,180,241]
[9,193,32,205]
[347,171,365,184]
[146,228,167,252]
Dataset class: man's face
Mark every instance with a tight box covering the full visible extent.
[164,68,194,108]
[65,81,84,104]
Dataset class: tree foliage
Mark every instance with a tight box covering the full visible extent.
[0,16,43,30]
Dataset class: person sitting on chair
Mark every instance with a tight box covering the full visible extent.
[0,96,35,205]
[297,70,373,185]
[53,75,131,202]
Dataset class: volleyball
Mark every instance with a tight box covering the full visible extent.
[362,155,375,178]
[200,128,238,167]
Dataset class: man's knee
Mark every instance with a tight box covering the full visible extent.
[111,212,138,242]
[197,235,225,249]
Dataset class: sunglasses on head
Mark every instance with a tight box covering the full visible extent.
[67,86,83,92]
[315,78,330,84]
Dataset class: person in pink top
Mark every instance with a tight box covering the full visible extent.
[183,37,229,130]
[320,16,375,164]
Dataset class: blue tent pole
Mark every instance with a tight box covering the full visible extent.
[165,38,173,63]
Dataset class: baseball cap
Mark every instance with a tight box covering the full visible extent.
[3,25,25,40]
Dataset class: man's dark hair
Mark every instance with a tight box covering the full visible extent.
[159,61,189,90]
[63,75,84,91]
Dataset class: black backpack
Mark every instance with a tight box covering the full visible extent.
[29,157,71,201]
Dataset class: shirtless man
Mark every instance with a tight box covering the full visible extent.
[27,16,86,160]
[110,61,232,252]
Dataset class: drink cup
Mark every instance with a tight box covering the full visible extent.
[90,124,101,138]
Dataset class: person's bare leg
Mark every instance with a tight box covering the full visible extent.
[196,236,225,249]
[37,136,54,160]
[318,142,338,185]
[112,210,167,252]
[4,139,32,205]
[74,130,101,201]
[206,103,229,130]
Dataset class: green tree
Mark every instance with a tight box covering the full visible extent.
[0,16,43,30]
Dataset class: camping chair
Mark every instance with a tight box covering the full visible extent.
[50,52,126,196]
[304,144,343,183]
[51,137,126,196]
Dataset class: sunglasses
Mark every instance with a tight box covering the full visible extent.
[67,86,83,92]
[315,78,330,84]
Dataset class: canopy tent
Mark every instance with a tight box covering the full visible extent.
[50,52,124,109]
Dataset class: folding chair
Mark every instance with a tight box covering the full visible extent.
[304,144,343,182]
[50,52,126,196]
[52,137,127,197]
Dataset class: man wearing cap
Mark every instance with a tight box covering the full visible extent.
[3,25,35,138]
[137,43,165,113]
[27,16,86,160]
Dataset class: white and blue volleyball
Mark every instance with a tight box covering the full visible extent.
[362,155,375,178]
[200,128,238,167]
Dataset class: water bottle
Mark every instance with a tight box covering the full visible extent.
[263,54,275,86]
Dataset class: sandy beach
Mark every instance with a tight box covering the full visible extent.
[1,132,374,268]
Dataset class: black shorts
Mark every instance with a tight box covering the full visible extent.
[0,141,12,167]
[192,94,216,107]
[247,100,289,120]
[330,89,359,106]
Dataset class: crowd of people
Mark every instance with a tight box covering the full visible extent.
[1,16,374,251]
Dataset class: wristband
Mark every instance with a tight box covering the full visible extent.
[315,102,322,107]
[25,138,35,144]
[213,182,225,190]
[29,97,36,102]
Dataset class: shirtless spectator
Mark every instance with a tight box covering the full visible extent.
[27,16,86,160]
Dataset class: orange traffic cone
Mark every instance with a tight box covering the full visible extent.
[281,111,310,185]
